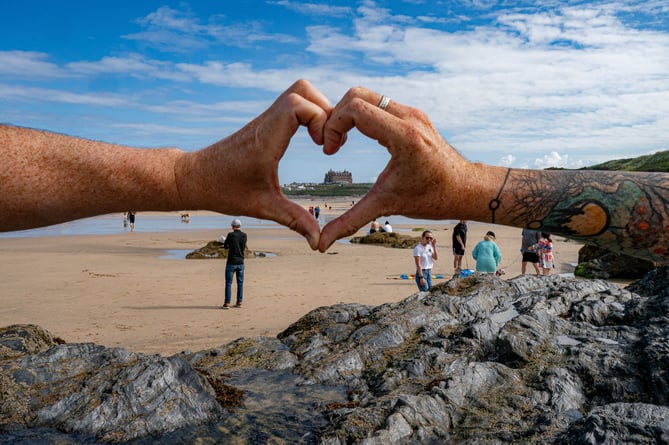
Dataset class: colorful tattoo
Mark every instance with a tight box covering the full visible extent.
[506,170,669,263]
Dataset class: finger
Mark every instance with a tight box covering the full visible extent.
[318,190,386,251]
[257,195,321,250]
[260,100,327,158]
[323,88,414,155]
[281,79,333,146]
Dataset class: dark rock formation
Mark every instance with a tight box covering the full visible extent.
[575,244,656,279]
[3,269,669,443]
[185,240,262,259]
[0,325,223,443]
[350,231,420,249]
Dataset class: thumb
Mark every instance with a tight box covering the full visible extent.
[270,197,321,250]
[318,192,383,252]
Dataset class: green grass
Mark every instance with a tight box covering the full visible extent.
[581,150,669,172]
[282,183,374,197]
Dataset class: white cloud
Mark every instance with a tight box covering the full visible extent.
[0,51,66,78]
[499,154,515,167]
[533,151,587,169]
[67,55,189,82]
[0,84,133,107]
[124,5,298,52]
[270,0,352,17]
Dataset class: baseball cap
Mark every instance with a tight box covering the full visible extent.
[231,219,242,228]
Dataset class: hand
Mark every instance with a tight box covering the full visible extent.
[176,80,340,250]
[318,87,474,251]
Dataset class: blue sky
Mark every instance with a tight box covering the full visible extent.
[1,0,668,184]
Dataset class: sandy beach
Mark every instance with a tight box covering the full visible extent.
[0,199,586,356]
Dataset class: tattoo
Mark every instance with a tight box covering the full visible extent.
[489,168,511,224]
[506,170,669,263]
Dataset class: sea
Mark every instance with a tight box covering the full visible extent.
[0,212,458,239]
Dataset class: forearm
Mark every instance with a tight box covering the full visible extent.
[173,132,257,216]
[496,168,669,263]
[0,125,183,231]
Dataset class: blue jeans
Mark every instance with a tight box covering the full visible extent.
[225,264,244,304]
[415,268,432,291]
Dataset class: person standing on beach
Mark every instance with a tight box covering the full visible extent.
[472,231,502,274]
[530,232,555,276]
[222,219,247,309]
[452,220,467,272]
[127,212,136,232]
[521,228,542,275]
[413,230,438,291]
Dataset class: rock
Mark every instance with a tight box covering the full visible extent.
[1,328,223,442]
[3,269,669,443]
[0,324,65,360]
[350,232,421,248]
[185,240,261,259]
[575,244,656,279]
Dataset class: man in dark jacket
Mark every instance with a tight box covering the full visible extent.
[222,219,247,309]
[452,220,467,272]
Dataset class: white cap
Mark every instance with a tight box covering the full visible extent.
[231,219,242,228]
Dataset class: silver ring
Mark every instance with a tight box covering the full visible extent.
[378,95,390,110]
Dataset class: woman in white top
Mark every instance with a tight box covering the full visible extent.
[413,230,438,291]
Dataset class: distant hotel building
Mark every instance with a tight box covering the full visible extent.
[323,169,353,184]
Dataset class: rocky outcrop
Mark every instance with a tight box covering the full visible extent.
[350,232,420,248]
[3,269,669,443]
[185,240,263,259]
[575,244,656,279]
[0,325,223,443]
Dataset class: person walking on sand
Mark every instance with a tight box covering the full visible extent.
[472,231,502,274]
[413,230,438,291]
[222,219,247,309]
[452,220,467,273]
[521,228,541,275]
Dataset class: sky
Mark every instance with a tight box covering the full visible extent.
[1,0,668,184]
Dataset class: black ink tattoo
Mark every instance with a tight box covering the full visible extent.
[505,170,669,264]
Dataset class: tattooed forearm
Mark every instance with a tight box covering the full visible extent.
[503,169,669,264]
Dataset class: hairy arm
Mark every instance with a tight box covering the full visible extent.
[0,125,182,230]
[0,80,335,248]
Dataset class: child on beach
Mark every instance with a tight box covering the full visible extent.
[531,233,555,275]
